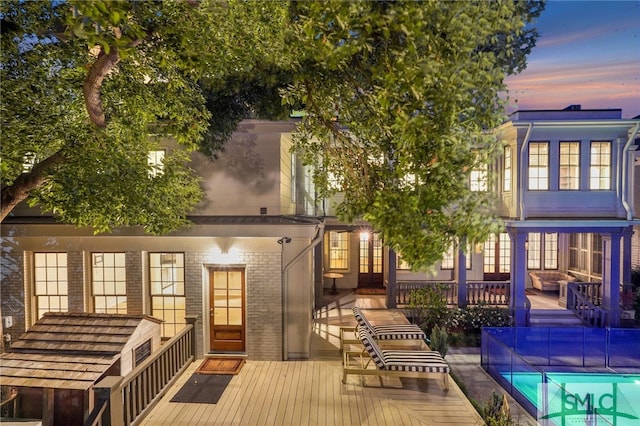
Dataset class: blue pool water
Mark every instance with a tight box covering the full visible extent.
[502,372,640,425]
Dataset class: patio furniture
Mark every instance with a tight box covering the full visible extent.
[528,270,576,292]
[342,327,450,390]
[340,306,426,352]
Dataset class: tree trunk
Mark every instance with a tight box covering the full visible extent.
[0,150,66,222]
[83,46,120,128]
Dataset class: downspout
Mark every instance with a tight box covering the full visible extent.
[281,222,325,360]
[519,123,533,220]
[621,123,639,220]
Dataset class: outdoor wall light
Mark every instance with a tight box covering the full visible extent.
[277,237,292,244]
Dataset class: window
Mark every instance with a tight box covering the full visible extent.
[527,233,541,270]
[328,231,349,270]
[148,150,165,177]
[528,142,549,190]
[470,163,488,192]
[440,244,472,270]
[23,152,36,173]
[503,146,511,192]
[590,142,610,190]
[591,234,602,276]
[544,233,558,269]
[527,233,558,270]
[150,253,186,338]
[483,233,510,279]
[34,253,68,319]
[290,153,296,203]
[559,142,580,190]
[92,253,127,314]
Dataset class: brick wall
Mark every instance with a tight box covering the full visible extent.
[0,248,25,341]
[126,251,143,314]
[67,251,85,312]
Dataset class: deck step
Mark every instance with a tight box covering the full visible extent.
[529,309,584,326]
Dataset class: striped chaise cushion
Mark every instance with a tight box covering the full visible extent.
[381,350,450,373]
[358,327,450,374]
[352,306,426,340]
[357,327,386,368]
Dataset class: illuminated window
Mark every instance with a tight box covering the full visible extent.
[328,231,349,270]
[559,142,580,190]
[23,152,37,173]
[92,253,127,314]
[441,246,455,270]
[528,232,558,270]
[34,253,68,319]
[470,163,488,192]
[590,142,610,190]
[148,150,165,177]
[396,254,411,270]
[503,146,511,192]
[528,142,549,190]
[150,253,186,338]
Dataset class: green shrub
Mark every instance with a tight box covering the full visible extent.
[406,284,452,334]
[481,391,517,426]
[429,324,449,358]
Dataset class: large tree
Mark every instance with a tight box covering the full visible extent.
[1,0,543,267]
[283,0,543,268]
[0,0,292,232]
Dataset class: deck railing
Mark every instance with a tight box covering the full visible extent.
[85,317,197,426]
[0,389,18,419]
[573,282,602,305]
[395,281,509,307]
[567,283,607,327]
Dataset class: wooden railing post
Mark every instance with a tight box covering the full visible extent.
[93,376,124,426]
[185,316,198,358]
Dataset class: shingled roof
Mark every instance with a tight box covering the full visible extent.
[0,312,162,390]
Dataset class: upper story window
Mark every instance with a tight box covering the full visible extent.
[34,253,68,319]
[559,142,580,190]
[148,150,165,177]
[528,142,549,190]
[590,141,610,190]
[23,152,37,173]
[503,146,511,192]
[92,252,127,314]
[470,163,488,192]
[150,253,186,338]
[328,231,349,270]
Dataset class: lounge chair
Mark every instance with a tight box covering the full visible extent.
[342,327,450,390]
[340,306,426,352]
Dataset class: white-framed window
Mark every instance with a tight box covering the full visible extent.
[441,244,472,270]
[23,152,37,173]
[148,150,165,177]
[527,233,558,270]
[290,152,297,203]
[34,253,68,319]
[590,141,610,190]
[528,142,549,190]
[92,252,127,314]
[503,146,512,192]
[470,163,488,192]
[150,253,186,338]
[328,231,349,270]
[559,142,580,190]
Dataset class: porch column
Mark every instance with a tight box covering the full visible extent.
[387,248,397,308]
[602,233,622,327]
[456,238,467,308]
[508,228,528,326]
[622,227,633,284]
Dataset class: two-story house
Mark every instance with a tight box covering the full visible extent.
[2,106,638,364]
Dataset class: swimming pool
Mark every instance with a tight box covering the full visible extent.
[482,327,640,425]
[502,371,640,425]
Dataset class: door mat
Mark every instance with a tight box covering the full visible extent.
[196,357,245,375]
[353,288,386,295]
[170,373,232,404]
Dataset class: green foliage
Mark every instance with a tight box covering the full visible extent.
[1,0,292,232]
[406,284,452,334]
[429,324,449,358]
[283,0,543,269]
[481,392,518,426]
[455,303,512,333]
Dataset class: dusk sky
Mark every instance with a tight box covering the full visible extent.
[504,0,640,118]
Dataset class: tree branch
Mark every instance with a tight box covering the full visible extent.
[0,150,66,222]
[83,46,120,128]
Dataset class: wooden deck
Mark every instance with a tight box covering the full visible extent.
[140,295,484,426]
